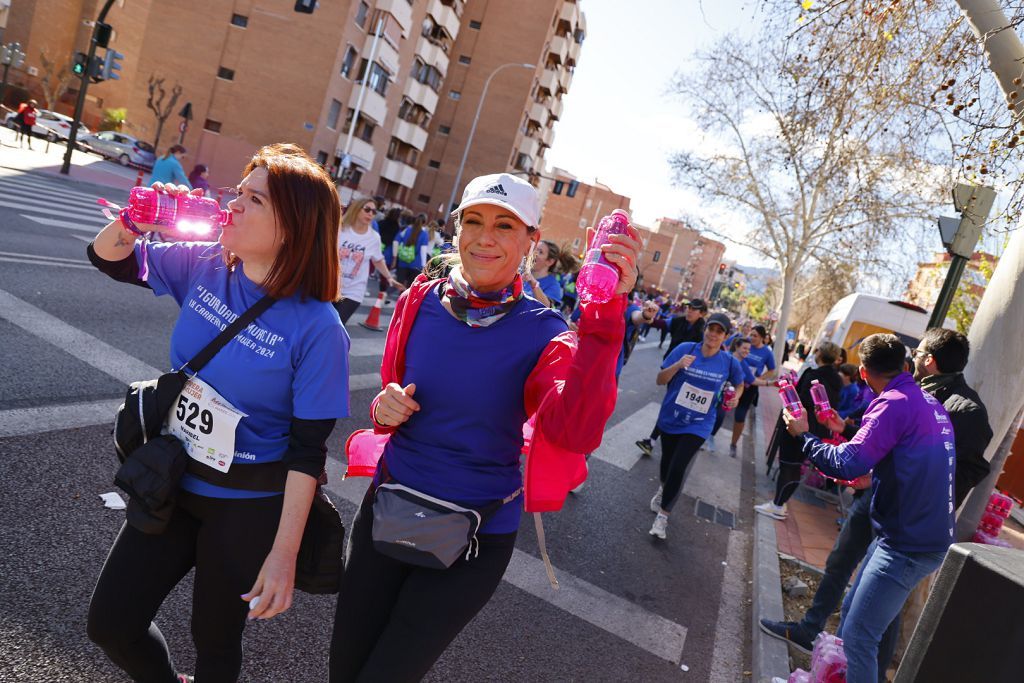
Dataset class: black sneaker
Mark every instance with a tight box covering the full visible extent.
[635,439,654,457]
[758,619,813,654]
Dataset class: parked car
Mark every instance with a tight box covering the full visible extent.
[2,108,90,141]
[80,130,157,169]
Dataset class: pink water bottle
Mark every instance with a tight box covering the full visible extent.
[722,382,736,412]
[577,209,630,304]
[778,380,803,419]
[125,187,231,235]
[810,380,835,424]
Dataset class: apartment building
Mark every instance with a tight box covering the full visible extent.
[645,218,726,300]
[905,250,997,310]
[409,0,584,216]
[537,167,630,253]
[3,0,466,200]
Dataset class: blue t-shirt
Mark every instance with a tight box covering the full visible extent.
[394,227,429,269]
[745,344,776,377]
[137,241,350,498]
[524,273,563,308]
[658,342,745,438]
[384,288,567,533]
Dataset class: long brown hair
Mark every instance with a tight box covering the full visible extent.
[404,213,427,246]
[239,143,340,302]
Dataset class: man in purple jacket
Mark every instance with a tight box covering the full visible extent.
[782,333,953,683]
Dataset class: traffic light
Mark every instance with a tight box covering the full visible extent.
[95,22,113,48]
[88,55,104,82]
[101,49,124,81]
[718,262,727,274]
[72,52,88,77]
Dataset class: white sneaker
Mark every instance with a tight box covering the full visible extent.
[754,501,788,520]
[649,513,668,539]
[706,434,716,450]
[650,486,663,513]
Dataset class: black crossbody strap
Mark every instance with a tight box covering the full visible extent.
[183,294,275,374]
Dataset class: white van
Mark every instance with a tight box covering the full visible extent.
[807,293,930,366]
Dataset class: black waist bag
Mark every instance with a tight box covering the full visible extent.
[372,482,521,570]
[112,295,275,534]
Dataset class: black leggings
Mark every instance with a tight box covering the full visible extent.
[333,297,362,324]
[87,491,282,683]
[773,431,807,507]
[658,432,705,512]
[330,492,517,682]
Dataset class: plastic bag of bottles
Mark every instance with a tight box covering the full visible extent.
[787,670,811,683]
[810,632,846,682]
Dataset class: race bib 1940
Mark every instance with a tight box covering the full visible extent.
[675,382,715,415]
[164,376,246,473]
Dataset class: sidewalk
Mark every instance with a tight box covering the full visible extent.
[0,126,145,192]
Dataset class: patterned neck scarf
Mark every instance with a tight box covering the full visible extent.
[443,266,523,328]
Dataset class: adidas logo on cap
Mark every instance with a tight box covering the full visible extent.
[484,184,507,196]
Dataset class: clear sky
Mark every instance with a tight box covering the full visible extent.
[545,1,770,268]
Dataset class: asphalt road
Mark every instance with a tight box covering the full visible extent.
[0,165,755,682]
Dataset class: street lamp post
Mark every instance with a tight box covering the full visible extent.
[446,62,534,215]
[0,42,27,109]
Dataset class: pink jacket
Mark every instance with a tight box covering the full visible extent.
[366,276,625,512]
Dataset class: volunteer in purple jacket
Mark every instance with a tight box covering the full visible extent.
[329,173,643,682]
[649,312,745,540]
[782,333,953,683]
[85,144,349,682]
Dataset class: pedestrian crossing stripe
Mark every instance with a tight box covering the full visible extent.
[0,174,113,203]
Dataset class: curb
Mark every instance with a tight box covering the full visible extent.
[750,391,790,682]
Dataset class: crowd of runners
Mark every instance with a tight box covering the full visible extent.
[78,141,998,683]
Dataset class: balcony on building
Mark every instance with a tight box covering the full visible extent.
[548,95,564,121]
[518,133,540,160]
[362,35,401,77]
[540,124,554,149]
[538,68,559,97]
[566,37,580,68]
[381,158,418,189]
[558,2,578,32]
[426,0,460,45]
[527,100,548,128]
[415,35,449,75]
[343,136,377,170]
[558,66,573,95]
[548,34,568,65]
[349,82,388,127]
[393,117,428,151]
[372,0,413,35]
[404,77,440,115]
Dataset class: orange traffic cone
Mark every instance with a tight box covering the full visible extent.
[359,292,387,331]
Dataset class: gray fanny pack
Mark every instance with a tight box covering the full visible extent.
[372,482,522,570]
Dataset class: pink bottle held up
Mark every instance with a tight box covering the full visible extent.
[576,209,630,305]
[809,379,836,424]
[126,186,231,235]
[778,379,803,419]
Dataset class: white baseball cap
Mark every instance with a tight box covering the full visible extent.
[453,173,541,229]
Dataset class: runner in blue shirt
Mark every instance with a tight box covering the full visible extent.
[649,312,745,540]
[729,324,777,456]
[708,334,757,451]
[85,144,349,682]
[524,239,572,309]
[392,214,430,287]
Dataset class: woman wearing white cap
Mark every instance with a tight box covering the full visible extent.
[329,173,643,681]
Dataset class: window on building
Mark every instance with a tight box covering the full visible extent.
[355,1,369,28]
[340,46,358,78]
[397,97,430,128]
[386,137,418,166]
[326,98,342,130]
[316,151,329,166]
[418,194,431,203]
[572,237,581,249]
[438,125,451,135]
[458,55,471,65]
[203,119,222,133]
[585,198,592,208]
[411,59,443,92]
[566,179,579,197]
[357,59,390,96]
[653,250,661,263]
[514,153,531,172]
[230,13,248,28]
[469,20,482,29]
[448,90,461,100]
[428,160,440,169]
[343,109,376,143]
[552,180,564,195]
[217,66,235,80]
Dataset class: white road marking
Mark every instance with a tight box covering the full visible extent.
[347,336,387,358]
[0,287,161,384]
[0,399,121,438]
[0,178,107,205]
[324,472,688,664]
[19,215,104,233]
[0,174,107,202]
[588,402,662,471]
[0,256,93,269]
[0,196,102,221]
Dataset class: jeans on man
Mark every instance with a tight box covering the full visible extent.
[799,491,873,634]
[838,539,946,683]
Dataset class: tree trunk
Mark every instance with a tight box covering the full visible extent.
[773,266,797,366]
[153,118,165,156]
[953,0,1024,539]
